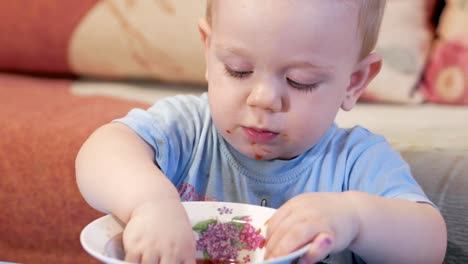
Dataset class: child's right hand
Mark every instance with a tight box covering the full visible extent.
[122,199,196,264]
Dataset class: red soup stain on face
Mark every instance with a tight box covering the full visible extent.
[260,147,271,154]
[255,154,263,160]
[226,130,232,134]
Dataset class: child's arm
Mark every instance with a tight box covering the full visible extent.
[347,191,446,263]
[265,191,446,263]
[76,122,196,263]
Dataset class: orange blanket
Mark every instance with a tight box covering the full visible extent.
[0,73,149,263]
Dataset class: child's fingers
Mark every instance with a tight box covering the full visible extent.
[124,250,142,263]
[266,203,294,239]
[265,217,321,259]
[160,253,195,264]
[299,233,334,264]
[160,255,178,264]
[141,250,160,264]
[264,209,299,257]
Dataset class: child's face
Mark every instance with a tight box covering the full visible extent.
[201,0,377,160]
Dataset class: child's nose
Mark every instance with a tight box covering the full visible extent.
[246,78,284,112]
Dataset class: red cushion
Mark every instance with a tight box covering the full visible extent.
[0,1,98,75]
[0,73,149,263]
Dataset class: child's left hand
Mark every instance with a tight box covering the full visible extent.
[264,192,359,263]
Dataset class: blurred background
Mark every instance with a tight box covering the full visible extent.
[1,1,467,264]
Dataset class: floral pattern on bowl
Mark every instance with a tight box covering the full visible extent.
[193,206,266,263]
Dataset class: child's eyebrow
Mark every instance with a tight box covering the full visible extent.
[287,61,335,73]
[215,44,252,58]
[215,44,335,73]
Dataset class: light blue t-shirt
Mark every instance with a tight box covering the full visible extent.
[116,93,432,263]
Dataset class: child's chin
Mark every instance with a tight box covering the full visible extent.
[246,151,275,161]
[232,142,282,160]
[237,148,270,161]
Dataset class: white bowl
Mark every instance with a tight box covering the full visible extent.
[80,201,309,264]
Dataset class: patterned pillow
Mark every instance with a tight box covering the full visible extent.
[0,0,206,84]
[422,0,468,105]
[0,0,439,98]
[360,0,437,104]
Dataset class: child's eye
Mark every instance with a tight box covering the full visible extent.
[286,77,319,92]
[224,65,253,79]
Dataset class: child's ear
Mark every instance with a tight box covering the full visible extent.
[198,18,212,81]
[341,53,382,111]
[198,18,211,48]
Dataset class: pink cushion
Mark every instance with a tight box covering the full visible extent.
[422,0,468,105]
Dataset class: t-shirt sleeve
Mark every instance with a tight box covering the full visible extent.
[113,94,209,184]
[344,128,434,206]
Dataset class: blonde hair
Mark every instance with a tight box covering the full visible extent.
[205,0,386,60]
[357,0,386,59]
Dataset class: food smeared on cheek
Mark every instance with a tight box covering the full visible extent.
[255,154,263,160]
[226,130,232,134]
[281,133,289,141]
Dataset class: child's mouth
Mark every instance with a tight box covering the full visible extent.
[242,127,279,143]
